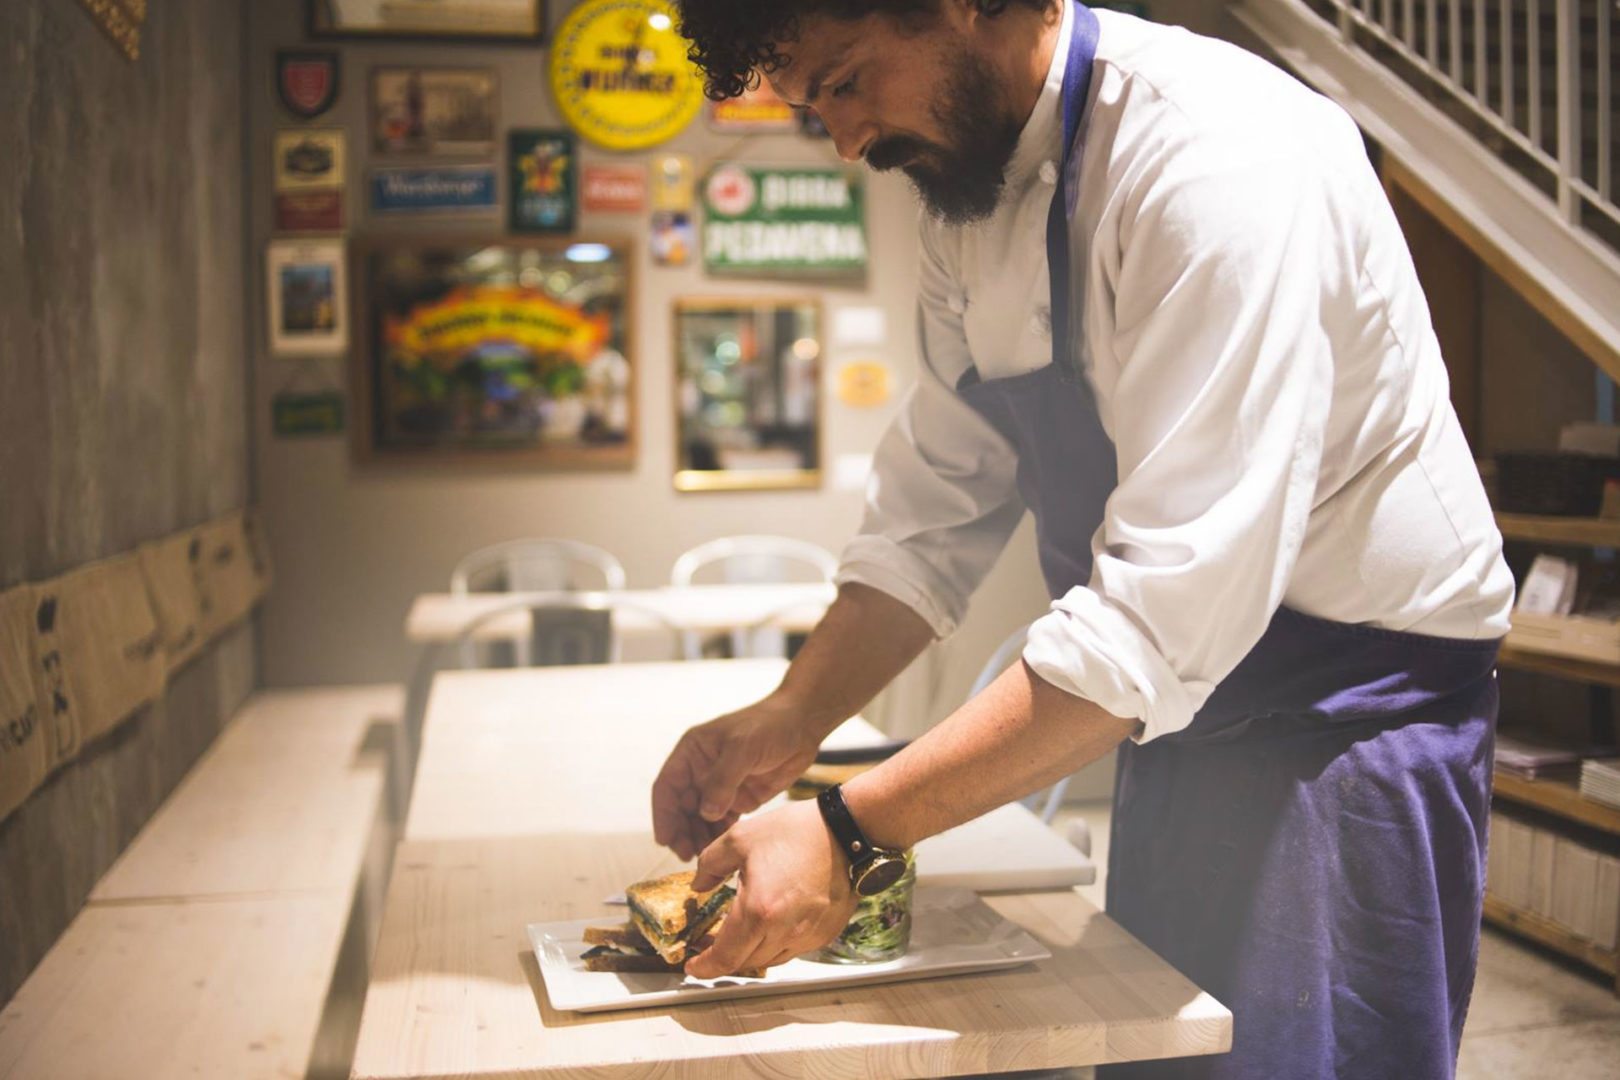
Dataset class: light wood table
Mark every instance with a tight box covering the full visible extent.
[351,662,1229,1078]
[404,583,836,643]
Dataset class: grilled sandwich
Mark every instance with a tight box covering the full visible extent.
[624,870,736,964]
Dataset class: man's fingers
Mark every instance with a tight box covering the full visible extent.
[691,832,742,893]
[685,901,763,979]
[698,738,763,822]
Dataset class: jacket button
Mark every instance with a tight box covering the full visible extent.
[947,292,968,316]
[1031,306,1051,338]
[1039,160,1059,185]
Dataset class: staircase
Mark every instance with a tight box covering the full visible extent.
[1233,0,1620,377]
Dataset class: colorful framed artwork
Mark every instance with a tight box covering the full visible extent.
[309,0,545,43]
[370,67,498,155]
[351,235,635,468]
[508,130,577,233]
[267,240,348,356]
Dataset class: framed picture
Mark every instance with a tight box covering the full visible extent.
[267,240,348,356]
[371,67,498,156]
[508,129,577,233]
[673,296,822,492]
[309,0,545,43]
[351,235,635,468]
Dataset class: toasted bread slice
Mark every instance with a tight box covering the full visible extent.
[582,923,653,954]
[623,871,730,937]
[580,946,682,973]
[624,871,736,963]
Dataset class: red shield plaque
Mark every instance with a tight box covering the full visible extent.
[277,51,340,119]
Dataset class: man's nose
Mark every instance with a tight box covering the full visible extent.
[826,114,877,164]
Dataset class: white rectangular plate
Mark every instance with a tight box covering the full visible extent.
[529,886,1050,1013]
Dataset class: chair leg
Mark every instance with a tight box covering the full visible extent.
[1038,776,1072,826]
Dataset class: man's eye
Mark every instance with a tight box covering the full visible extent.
[831,75,857,99]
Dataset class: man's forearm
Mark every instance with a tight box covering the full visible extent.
[770,582,936,736]
[841,660,1140,850]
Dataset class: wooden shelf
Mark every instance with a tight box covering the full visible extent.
[1493,770,1620,836]
[1482,893,1620,977]
[1498,644,1620,687]
[1496,513,1620,547]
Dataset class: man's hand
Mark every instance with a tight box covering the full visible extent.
[685,799,857,978]
[650,695,823,861]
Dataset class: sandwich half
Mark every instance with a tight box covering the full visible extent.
[624,870,736,964]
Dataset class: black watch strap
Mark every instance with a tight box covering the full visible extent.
[817,784,874,867]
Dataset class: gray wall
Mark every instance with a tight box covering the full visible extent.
[0,0,254,1004]
[246,0,1060,752]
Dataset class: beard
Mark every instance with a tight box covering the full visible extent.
[865,47,1022,226]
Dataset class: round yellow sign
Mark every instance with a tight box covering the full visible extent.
[550,0,704,151]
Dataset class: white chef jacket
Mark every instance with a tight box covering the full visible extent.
[835,6,1515,743]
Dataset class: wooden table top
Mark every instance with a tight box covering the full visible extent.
[351,661,1230,1079]
[403,661,1095,891]
[404,583,836,643]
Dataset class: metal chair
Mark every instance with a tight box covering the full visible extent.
[970,624,1076,827]
[450,596,684,670]
[672,535,837,658]
[451,538,627,595]
[671,535,837,587]
[451,540,626,667]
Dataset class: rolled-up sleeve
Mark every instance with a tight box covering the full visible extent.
[1023,118,1338,743]
[836,222,1027,638]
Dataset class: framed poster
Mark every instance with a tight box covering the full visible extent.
[309,0,545,43]
[508,130,577,232]
[370,165,498,215]
[274,129,345,232]
[674,297,822,492]
[371,67,498,155]
[352,236,635,468]
[267,240,348,356]
[702,165,867,278]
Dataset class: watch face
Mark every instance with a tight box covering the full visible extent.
[854,855,908,896]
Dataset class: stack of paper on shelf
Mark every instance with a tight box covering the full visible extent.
[1496,733,1586,779]
[1487,810,1620,952]
[1580,758,1620,810]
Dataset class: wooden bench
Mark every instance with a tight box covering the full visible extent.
[0,685,403,1080]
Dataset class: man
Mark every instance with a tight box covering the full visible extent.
[651,2,1513,1076]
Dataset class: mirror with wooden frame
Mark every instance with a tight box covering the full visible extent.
[674,297,823,492]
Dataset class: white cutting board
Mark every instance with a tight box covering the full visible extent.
[914,802,1095,891]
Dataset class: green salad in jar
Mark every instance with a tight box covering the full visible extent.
[817,852,917,964]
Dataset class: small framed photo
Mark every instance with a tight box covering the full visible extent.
[267,240,347,356]
[371,67,498,156]
[310,0,546,44]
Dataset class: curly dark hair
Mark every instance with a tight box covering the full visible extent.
[674,0,1056,101]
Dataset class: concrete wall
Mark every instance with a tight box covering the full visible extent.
[245,0,1060,754]
[0,0,253,1003]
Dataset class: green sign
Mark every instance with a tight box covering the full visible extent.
[272,391,345,437]
[702,165,866,276]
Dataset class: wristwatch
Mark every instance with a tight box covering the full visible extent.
[816,784,910,897]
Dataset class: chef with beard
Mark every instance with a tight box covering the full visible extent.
[650,3,1513,1076]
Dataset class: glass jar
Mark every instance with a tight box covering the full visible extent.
[814,851,917,964]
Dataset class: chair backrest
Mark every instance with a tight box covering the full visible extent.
[452,596,684,669]
[670,535,837,587]
[970,624,1031,698]
[450,539,627,595]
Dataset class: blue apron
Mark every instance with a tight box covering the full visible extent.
[957,7,1501,1076]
